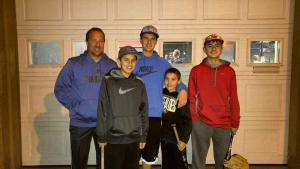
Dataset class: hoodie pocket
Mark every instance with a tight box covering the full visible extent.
[75,99,98,122]
[110,115,142,136]
[201,105,230,124]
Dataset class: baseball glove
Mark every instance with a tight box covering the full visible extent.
[224,154,249,169]
[224,130,249,169]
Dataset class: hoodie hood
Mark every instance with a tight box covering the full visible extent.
[82,50,111,80]
[139,51,159,60]
[83,50,109,64]
[106,68,137,80]
[135,51,160,68]
[200,58,231,68]
[200,58,231,87]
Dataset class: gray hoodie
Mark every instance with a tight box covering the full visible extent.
[97,68,149,144]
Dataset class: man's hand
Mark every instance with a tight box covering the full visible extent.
[177,141,186,152]
[176,90,187,108]
[98,142,107,152]
[231,128,238,135]
[140,143,146,149]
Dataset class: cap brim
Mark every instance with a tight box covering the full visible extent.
[140,32,159,38]
[204,39,224,46]
[119,54,141,60]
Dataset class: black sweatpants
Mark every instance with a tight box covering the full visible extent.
[104,141,140,169]
[69,125,101,169]
[161,140,187,169]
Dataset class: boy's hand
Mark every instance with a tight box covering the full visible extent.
[177,141,186,152]
[176,90,187,108]
[98,142,107,152]
[231,128,238,135]
[140,143,146,149]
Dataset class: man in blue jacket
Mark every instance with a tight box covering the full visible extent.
[54,27,118,169]
[134,25,188,169]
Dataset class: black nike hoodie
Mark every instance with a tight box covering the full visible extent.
[97,68,149,144]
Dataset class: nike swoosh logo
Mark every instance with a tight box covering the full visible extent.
[135,71,157,77]
[119,87,136,94]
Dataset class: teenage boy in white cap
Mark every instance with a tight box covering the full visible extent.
[133,25,188,169]
[188,34,240,169]
[97,46,149,169]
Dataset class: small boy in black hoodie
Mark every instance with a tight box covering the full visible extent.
[97,46,149,169]
[161,68,192,169]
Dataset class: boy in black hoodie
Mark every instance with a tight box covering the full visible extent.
[97,46,149,169]
[161,68,192,169]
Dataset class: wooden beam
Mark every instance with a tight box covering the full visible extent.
[288,0,300,168]
[0,0,22,168]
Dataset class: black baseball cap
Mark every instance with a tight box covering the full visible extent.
[118,46,140,60]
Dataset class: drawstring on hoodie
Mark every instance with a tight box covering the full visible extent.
[214,68,217,88]
[204,58,230,88]
[209,67,218,88]
[93,61,95,77]
[210,67,212,86]
[93,59,104,80]
[99,61,103,79]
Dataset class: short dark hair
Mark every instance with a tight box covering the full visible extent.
[164,68,181,80]
[86,27,105,42]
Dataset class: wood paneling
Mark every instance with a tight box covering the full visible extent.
[159,0,196,19]
[245,84,283,114]
[70,0,107,20]
[248,0,287,19]
[114,0,151,19]
[24,0,63,20]
[204,0,241,19]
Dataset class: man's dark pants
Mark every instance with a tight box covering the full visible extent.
[70,125,101,169]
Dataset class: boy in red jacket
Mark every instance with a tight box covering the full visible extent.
[188,34,240,169]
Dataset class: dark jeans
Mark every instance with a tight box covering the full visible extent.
[69,125,101,169]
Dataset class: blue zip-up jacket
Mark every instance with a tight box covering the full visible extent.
[133,51,187,118]
[54,51,118,127]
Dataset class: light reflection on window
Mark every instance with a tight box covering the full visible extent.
[220,41,236,63]
[31,42,60,65]
[250,41,280,63]
[163,42,192,64]
[74,42,87,57]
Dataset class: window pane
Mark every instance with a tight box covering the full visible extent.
[118,41,142,52]
[74,42,87,57]
[220,41,236,63]
[31,42,60,65]
[250,41,280,63]
[163,42,192,64]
